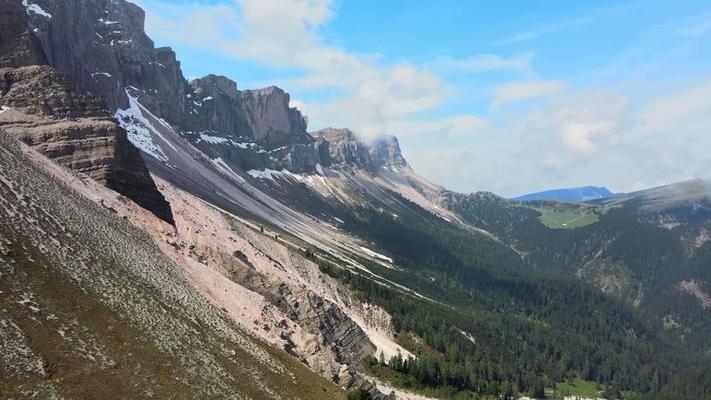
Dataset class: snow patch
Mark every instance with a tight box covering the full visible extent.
[198,133,229,144]
[315,163,324,176]
[359,246,393,264]
[203,96,213,101]
[22,0,52,18]
[458,329,476,345]
[91,72,112,78]
[231,141,251,149]
[113,90,177,162]
[98,18,118,25]
[0,106,11,113]
[247,169,296,182]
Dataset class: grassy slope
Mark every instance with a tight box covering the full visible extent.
[535,208,600,229]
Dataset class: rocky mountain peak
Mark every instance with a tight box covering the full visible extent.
[312,127,373,171]
[310,128,410,173]
[316,127,357,141]
[370,135,408,169]
[191,74,239,100]
[237,85,309,148]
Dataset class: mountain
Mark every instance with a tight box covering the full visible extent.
[0,0,173,224]
[2,1,711,399]
[513,185,614,202]
[0,130,347,399]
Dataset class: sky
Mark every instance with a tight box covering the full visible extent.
[136,0,711,197]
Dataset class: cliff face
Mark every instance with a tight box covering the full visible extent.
[22,0,185,118]
[21,0,312,152]
[370,135,408,169]
[0,66,174,224]
[0,0,46,67]
[14,0,409,178]
[0,1,173,224]
[311,128,408,172]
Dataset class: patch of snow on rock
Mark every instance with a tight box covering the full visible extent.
[247,168,295,182]
[114,92,169,162]
[359,246,393,264]
[97,18,118,25]
[22,0,52,18]
[199,132,229,144]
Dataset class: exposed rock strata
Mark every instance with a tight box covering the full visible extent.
[0,65,173,224]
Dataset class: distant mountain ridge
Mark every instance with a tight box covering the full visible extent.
[513,185,614,202]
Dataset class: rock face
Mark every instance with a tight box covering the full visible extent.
[311,128,408,172]
[21,0,312,151]
[13,0,411,178]
[23,0,185,118]
[236,86,310,148]
[370,135,408,169]
[0,4,174,225]
[313,128,374,171]
[0,0,47,67]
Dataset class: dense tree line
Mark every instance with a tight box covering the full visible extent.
[310,192,711,399]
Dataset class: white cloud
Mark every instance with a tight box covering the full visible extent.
[526,92,627,154]
[491,80,567,109]
[496,15,592,45]
[141,0,455,140]
[409,80,711,196]
[435,53,533,75]
[137,0,711,196]
[386,114,488,139]
[635,79,711,135]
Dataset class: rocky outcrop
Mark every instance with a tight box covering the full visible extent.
[0,0,47,68]
[313,128,375,171]
[20,0,313,152]
[311,128,408,172]
[0,1,173,224]
[370,135,408,169]
[0,65,174,224]
[14,0,412,178]
[236,86,310,148]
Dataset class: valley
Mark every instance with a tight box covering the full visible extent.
[1,0,710,399]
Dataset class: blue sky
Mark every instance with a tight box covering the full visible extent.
[137,0,711,196]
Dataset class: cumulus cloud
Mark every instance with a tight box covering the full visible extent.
[525,92,627,154]
[140,0,486,140]
[491,80,568,109]
[137,0,711,196]
[408,81,711,196]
